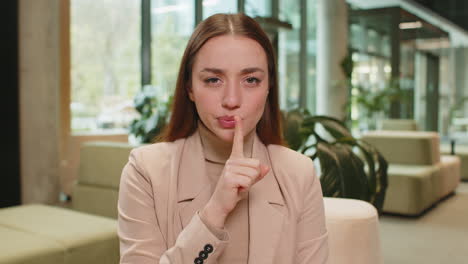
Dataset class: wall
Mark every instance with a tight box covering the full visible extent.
[19,0,130,202]
[19,0,62,204]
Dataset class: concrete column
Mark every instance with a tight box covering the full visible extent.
[19,0,61,204]
[453,47,468,117]
[414,52,427,129]
[316,0,348,119]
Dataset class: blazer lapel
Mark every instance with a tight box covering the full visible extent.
[248,135,285,263]
[177,130,213,229]
[174,129,286,263]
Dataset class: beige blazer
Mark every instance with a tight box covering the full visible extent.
[118,130,328,264]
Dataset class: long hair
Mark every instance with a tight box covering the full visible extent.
[155,13,285,146]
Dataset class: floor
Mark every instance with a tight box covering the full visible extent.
[379,182,468,264]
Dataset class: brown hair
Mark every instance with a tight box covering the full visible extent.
[155,13,285,146]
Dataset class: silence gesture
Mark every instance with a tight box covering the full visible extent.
[201,116,270,229]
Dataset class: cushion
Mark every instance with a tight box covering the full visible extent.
[362,131,440,165]
[380,119,418,131]
[78,141,134,189]
[441,144,468,180]
[439,155,461,197]
[324,198,383,264]
[72,184,119,219]
[0,225,64,264]
[0,204,119,264]
[383,165,440,215]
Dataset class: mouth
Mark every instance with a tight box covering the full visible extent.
[217,116,236,128]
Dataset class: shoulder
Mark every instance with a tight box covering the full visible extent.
[267,144,318,199]
[267,144,315,173]
[131,140,180,159]
[127,139,185,175]
[131,137,188,159]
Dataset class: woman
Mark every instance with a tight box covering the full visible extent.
[118,13,328,264]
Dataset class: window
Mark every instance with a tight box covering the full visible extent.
[307,0,318,114]
[278,0,301,110]
[70,0,319,133]
[203,0,237,18]
[71,0,140,133]
[151,0,194,101]
[245,0,271,17]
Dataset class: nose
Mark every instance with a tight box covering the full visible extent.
[222,81,241,110]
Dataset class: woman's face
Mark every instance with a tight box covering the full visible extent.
[189,35,269,143]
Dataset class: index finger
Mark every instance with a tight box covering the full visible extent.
[230,115,244,158]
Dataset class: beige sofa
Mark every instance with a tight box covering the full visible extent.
[441,144,468,181]
[0,141,383,264]
[362,131,460,215]
[380,119,419,131]
[0,142,131,264]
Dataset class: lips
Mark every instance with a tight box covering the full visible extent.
[218,116,236,128]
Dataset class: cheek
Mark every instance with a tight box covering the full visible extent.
[191,90,219,114]
[247,90,269,121]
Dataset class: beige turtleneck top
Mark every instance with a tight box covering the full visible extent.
[197,120,255,263]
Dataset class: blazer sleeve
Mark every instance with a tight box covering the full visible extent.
[118,148,230,264]
[295,159,329,263]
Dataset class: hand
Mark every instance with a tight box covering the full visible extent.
[201,116,270,229]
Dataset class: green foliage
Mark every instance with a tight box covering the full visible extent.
[352,78,409,117]
[348,78,412,130]
[129,85,172,143]
[282,109,388,213]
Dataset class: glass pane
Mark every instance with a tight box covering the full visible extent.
[350,23,364,52]
[350,53,391,131]
[278,0,300,110]
[152,0,194,102]
[71,0,140,133]
[245,0,271,17]
[203,0,237,18]
[367,29,379,53]
[307,0,318,114]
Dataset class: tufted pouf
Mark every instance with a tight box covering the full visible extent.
[323,197,383,264]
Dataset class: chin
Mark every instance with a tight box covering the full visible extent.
[214,129,234,143]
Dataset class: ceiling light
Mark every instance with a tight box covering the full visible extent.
[399,21,423,29]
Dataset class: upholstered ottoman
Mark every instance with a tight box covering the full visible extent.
[362,131,460,215]
[441,144,468,181]
[384,165,440,215]
[0,204,119,264]
[439,155,461,197]
[324,197,383,264]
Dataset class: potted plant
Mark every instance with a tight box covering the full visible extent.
[129,85,172,144]
[282,108,388,213]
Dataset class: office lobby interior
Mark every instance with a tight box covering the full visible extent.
[2,0,468,263]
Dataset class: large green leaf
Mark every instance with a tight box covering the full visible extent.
[282,109,313,150]
[283,108,388,214]
[303,115,352,140]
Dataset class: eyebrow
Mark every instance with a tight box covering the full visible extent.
[200,67,265,75]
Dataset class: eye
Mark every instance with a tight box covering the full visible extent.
[245,77,260,84]
[204,77,221,84]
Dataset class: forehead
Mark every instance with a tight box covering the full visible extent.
[193,35,268,70]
